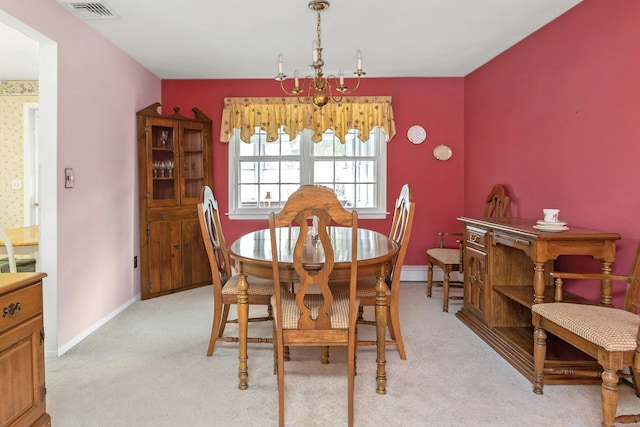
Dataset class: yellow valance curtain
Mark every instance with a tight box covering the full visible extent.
[220,96,396,144]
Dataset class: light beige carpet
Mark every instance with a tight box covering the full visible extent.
[45,283,640,426]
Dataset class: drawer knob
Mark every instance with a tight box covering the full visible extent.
[469,233,480,242]
[2,302,21,318]
[160,212,167,218]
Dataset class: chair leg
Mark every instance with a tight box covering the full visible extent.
[321,346,330,364]
[207,299,224,356]
[601,368,619,427]
[442,269,451,312]
[272,320,277,375]
[388,301,406,360]
[218,304,231,338]
[267,302,273,319]
[427,263,433,297]
[631,355,640,398]
[277,340,286,427]
[532,327,547,395]
[348,347,355,427]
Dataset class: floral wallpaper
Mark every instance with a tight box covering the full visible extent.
[0,81,38,229]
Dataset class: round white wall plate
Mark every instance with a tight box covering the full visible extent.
[433,144,453,161]
[407,125,427,144]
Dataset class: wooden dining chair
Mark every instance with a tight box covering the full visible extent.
[330,184,414,360]
[197,186,277,356]
[532,242,640,427]
[0,224,36,273]
[269,185,359,427]
[426,184,510,312]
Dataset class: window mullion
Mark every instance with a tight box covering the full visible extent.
[301,130,313,185]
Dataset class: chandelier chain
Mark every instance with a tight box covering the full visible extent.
[316,10,322,53]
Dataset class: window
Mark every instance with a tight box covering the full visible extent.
[228,127,387,219]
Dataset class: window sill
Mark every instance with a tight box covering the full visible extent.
[228,212,388,220]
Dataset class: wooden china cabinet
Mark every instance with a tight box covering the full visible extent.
[137,103,213,300]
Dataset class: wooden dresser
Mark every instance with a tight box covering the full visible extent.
[0,272,50,426]
[456,217,621,385]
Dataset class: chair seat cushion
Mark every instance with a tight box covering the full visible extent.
[0,257,36,273]
[272,293,359,329]
[426,248,460,265]
[532,303,640,352]
[222,275,276,295]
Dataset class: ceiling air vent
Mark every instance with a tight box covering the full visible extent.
[58,0,118,19]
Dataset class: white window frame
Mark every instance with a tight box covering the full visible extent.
[228,127,387,220]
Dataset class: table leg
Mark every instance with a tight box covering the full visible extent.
[533,261,546,304]
[375,273,388,395]
[237,271,249,390]
[600,260,613,307]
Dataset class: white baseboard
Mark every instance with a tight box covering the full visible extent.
[400,265,462,283]
[48,292,141,358]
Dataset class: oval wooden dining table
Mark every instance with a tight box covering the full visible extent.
[228,225,399,394]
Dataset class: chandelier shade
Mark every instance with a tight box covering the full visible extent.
[275,0,365,108]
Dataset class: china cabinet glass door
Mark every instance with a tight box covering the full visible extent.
[180,121,206,204]
[149,119,178,206]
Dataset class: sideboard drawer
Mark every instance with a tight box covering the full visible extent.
[0,283,42,334]
[465,226,487,250]
[492,232,533,256]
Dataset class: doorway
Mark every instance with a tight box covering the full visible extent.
[0,11,59,356]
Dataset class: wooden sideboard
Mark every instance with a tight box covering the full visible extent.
[0,272,50,426]
[456,217,621,385]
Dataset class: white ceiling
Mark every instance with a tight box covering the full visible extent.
[2,0,583,80]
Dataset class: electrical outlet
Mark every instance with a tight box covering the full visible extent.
[11,179,22,190]
[134,256,138,268]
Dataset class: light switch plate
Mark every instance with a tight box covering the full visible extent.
[65,168,74,188]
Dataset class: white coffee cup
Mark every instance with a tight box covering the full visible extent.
[543,209,560,222]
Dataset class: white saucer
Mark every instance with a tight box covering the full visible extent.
[537,220,567,226]
[533,225,569,232]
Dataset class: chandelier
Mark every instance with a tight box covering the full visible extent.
[275,0,365,108]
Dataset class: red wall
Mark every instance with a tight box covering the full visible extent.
[162,77,464,266]
[465,0,640,304]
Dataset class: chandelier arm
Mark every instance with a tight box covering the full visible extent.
[279,78,303,95]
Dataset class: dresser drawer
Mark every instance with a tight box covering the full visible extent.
[0,283,42,334]
[465,226,487,250]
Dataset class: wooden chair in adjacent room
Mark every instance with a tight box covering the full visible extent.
[0,224,36,273]
[269,185,359,427]
[197,186,277,356]
[532,242,640,427]
[330,184,415,360]
[426,184,510,312]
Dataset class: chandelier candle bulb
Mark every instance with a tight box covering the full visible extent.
[357,50,362,70]
[339,68,344,85]
[294,69,300,87]
[278,54,283,74]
